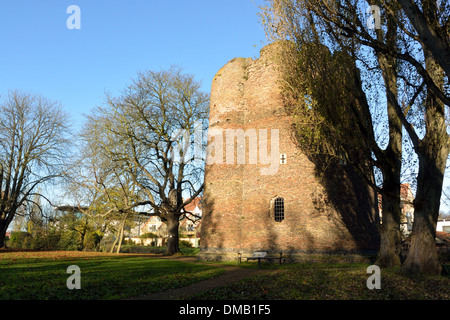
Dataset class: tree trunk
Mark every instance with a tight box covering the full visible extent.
[375,52,403,267]
[376,185,402,267]
[0,222,8,248]
[78,229,86,251]
[116,224,125,254]
[401,47,449,276]
[376,155,402,267]
[401,147,447,276]
[373,15,403,268]
[110,216,127,254]
[110,235,119,253]
[0,211,15,249]
[164,215,180,256]
[402,214,441,276]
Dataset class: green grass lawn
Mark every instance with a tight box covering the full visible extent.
[0,251,223,300]
[2,251,449,300]
[190,262,450,300]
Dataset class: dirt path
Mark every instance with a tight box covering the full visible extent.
[128,256,281,300]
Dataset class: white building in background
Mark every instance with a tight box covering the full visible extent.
[377,184,450,237]
[437,218,450,233]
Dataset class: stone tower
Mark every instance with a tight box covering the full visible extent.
[198,43,379,261]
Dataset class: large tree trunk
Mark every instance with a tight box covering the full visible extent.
[0,222,8,248]
[375,26,403,268]
[376,179,402,267]
[376,116,403,268]
[376,120,402,268]
[0,210,15,248]
[401,47,449,276]
[401,149,447,276]
[164,214,180,256]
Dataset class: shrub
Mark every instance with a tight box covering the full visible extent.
[180,240,193,248]
[29,231,60,250]
[139,232,158,239]
[119,244,166,254]
[83,231,103,251]
[46,233,62,250]
[9,231,32,249]
[56,231,80,251]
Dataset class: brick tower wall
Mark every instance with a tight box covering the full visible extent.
[199,43,380,262]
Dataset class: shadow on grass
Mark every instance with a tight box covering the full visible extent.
[0,252,223,300]
[188,263,450,300]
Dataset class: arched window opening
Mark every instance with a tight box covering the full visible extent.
[274,197,284,222]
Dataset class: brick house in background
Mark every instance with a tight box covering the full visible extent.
[128,197,202,247]
[400,183,415,236]
[179,197,202,239]
[139,215,165,237]
[378,183,415,239]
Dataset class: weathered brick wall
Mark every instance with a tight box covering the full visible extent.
[199,42,380,261]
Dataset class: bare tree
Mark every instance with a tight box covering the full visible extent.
[259,0,450,275]
[397,0,450,77]
[259,0,404,268]
[58,116,152,253]
[85,67,209,255]
[0,90,72,247]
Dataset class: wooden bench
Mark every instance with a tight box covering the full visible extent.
[238,251,285,268]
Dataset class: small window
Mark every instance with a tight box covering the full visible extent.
[274,197,284,222]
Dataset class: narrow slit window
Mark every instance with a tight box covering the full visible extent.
[274,197,284,222]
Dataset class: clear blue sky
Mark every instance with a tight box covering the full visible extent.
[0,0,267,127]
[1,1,448,214]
